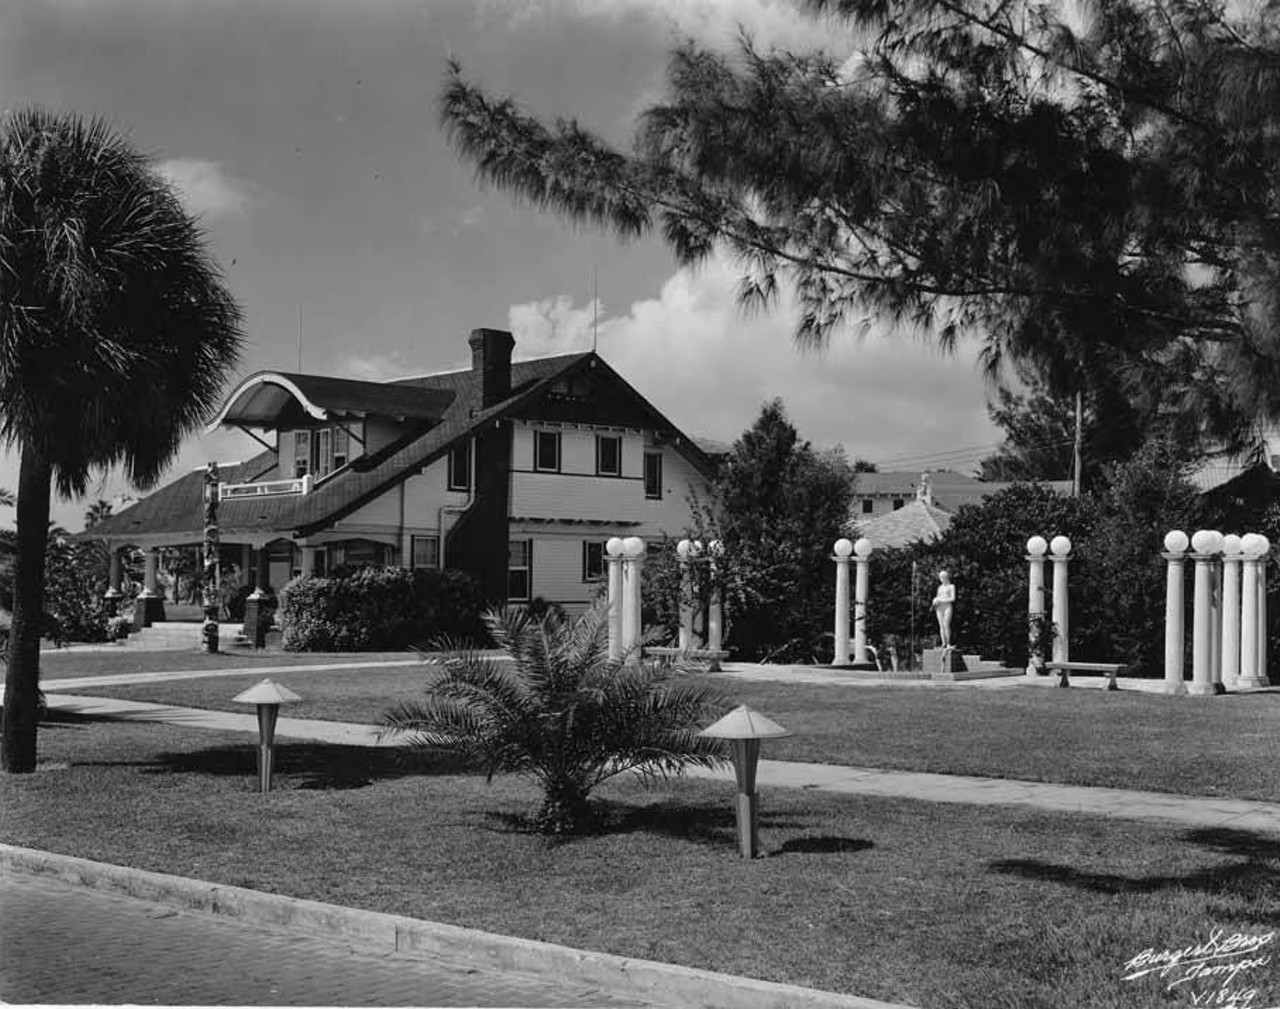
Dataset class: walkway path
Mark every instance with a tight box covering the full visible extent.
[41,690,1280,835]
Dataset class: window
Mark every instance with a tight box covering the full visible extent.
[315,428,333,478]
[534,430,561,472]
[448,442,471,491]
[411,535,440,570]
[892,498,905,510]
[508,540,532,600]
[332,426,350,470]
[293,431,311,478]
[596,435,622,477]
[861,499,873,515]
[644,451,663,500]
[582,540,607,581]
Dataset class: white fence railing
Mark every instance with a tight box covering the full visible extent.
[219,475,313,501]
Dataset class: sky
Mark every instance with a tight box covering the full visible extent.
[0,0,1003,532]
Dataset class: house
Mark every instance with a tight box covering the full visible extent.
[851,470,1071,549]
[84,329,716,623]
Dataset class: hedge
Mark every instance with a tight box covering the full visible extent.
[278,566,486,651]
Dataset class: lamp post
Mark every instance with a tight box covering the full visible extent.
[1026,535,1048,675]
[1164,529,1189,695]
[832,538,853,666]
[1049,535,1071,665]
[699,705,791,859]
[1189,529,1224,695]
[605,537,624,661]
[231,679,301,792]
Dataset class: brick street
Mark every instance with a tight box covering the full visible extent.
[0,871,653,1007]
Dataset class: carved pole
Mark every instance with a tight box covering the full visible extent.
[201,462,220,654]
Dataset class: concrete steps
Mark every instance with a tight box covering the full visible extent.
[125,621,251,652]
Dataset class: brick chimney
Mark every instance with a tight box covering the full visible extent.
[468,328,515,408]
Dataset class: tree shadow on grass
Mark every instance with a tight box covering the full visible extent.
[988,827,1280,920]
[770,835,874,856]
[81,741,477,791]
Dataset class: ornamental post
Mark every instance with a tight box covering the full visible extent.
[1188,529,1224,695]
[852,538,873,666]
[606,537,624,661]
[1049,535,1071,665]
[1026,536,1048,675]
[1163,530,1189,694]
[1220,535,1243,689]
[832,538,852,666]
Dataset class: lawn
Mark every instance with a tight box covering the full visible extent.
[78,664,1280,802]
[2,715,1275,1009]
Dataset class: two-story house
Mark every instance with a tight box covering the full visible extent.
[86,329,716,623]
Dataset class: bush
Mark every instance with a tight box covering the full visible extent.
[278,566,486,651]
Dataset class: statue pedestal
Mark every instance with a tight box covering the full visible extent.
[924,646,964,675]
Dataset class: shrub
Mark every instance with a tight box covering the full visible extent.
[379,603,730,834]
[278,565,485,651]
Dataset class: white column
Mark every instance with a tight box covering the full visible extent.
[620,536,645,662]
[1237,534,1268,688]
[707,540,724,655]
[1163,530,1189,694]
[677,539,695,652]
[1049,536,1071,664]
[141,548,160,598]
[852,538,872,665]
[1188,529,1223,695]
[104,547,122,600]
[606,537,624,661]
[832,539,852,666]
[1026,536,1048,675]
[1210,557,1223,690]
[1220,536,1242,689]
[1258,537,1270,686]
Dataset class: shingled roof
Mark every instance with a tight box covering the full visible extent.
[84,349,714,543]
[851,499,953,549]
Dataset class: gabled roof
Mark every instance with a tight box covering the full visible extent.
[84,349,715,543]
[852,499,953,549]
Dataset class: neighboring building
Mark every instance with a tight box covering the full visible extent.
[851,471,1071,549]
[85,329,716,616]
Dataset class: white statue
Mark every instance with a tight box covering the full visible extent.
[932,570,955,649]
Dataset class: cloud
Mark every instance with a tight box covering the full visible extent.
[156,158,255,221]
[508,255,1002,470]
[342,352,411,383]
[479,0,843,52]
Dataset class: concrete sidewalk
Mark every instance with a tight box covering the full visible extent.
[43,691,1280,835]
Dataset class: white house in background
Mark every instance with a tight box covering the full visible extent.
[85,329,717,619]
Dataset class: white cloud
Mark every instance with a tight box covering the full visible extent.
[343,352,410,383]
[508,255,1002,470]
[156,158,255,221]
[479,0,843,52]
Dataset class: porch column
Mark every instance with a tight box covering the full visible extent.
[133,547,167,630]
[104,548,122,600]
[240,544,252,587]
[249,546,269,599]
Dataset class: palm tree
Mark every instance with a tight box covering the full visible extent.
[380,605,729,834]
[0,489,13,508]
[83,499,113,530]
[0,110,242,772]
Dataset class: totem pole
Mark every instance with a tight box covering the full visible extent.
[202,462,220,654]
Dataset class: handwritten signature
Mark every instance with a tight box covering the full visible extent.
[1123,929,1276,1008]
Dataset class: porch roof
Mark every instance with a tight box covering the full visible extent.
[208,371,456,430]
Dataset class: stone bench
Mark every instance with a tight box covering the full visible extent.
[643,646,730,672]
[1045,660,1126,690]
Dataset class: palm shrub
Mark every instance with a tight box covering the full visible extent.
[380,603,730,834]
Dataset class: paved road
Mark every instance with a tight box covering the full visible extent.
[0,871,652,1007]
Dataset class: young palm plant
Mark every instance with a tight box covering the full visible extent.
[380,603,730,834]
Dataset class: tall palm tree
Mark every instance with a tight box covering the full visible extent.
[0,109,242,772]
[0,489,13,508]
[381,605,729,834]
[83,499,113,530]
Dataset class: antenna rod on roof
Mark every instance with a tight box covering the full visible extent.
[297,304,304,371]
[592,265,598,353]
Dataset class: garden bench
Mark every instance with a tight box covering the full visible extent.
[1045,660,1125,690]
[643,646,730,672]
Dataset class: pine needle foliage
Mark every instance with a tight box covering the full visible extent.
[380,604,731,835]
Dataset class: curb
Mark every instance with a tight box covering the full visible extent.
[1,844,914,1009]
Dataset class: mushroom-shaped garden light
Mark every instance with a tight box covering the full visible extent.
[232,678,301,793]
[699,705,791,859]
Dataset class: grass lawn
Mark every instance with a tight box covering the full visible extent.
[78,665,1280,802]
[3,715,1276,1009]
[38,648,420,681]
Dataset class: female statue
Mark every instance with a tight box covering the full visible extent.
[932,570,955,648]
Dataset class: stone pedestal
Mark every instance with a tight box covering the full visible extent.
[925,646,964,675]
[242,596,271,649]
[132,595,167,631]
